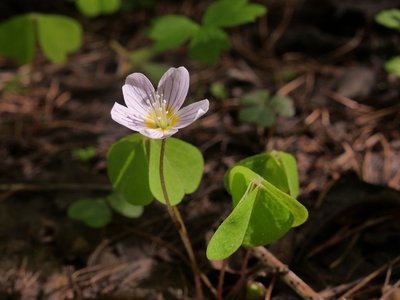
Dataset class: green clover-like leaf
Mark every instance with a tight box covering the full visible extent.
[203,0,267,28]
[375,9,400,31]
[270,95,295,118]
[0,13,82,65]
[207,186,258,260]
[207,165,306,260]
[68,198,112,228]
[147,15,200,52]
[149,138,204,205]
[385,56,400,78]
[0,15,35,65]
[36,14,82,63]
[188,26,230,64]
[75,0,121,17]
[225,151,299,198]
[107,134,153,206]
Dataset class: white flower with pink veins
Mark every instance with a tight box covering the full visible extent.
[111,66,209,139]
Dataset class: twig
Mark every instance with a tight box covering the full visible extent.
[380,279,400,300]
[217,259,228,300]
[339,256,400,298]
[253,247,323,300]
[265,275,276,300]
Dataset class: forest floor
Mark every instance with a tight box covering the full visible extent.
[0,0,400,299]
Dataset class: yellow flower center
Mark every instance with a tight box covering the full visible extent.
[145,92,178,130]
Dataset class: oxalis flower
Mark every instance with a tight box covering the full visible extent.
[111,66,209,139]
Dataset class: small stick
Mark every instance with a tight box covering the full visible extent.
[339,256,400,299]
[253,247,323,300]
[217,259,228,300]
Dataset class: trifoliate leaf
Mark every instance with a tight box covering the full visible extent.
[208,165,305,259]
[207,187,258,260]
[227,166,307,227]
[107,134,153,206]
[68,198,111,228]
[270,95,295,118]
[148,15,200,52]
[76,0,121,17]
[36,14,82,63]
[385,56,400,78]
[203,0,267,28]
[239,90,275,127]
[188,26,230,64]
[225,151,300,198]
[375,9,400,31]
[0,15,35,65]
[149,138,204,205]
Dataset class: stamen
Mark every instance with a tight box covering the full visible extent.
[145,92,177,130]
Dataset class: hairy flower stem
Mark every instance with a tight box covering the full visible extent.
[159,139,204,300]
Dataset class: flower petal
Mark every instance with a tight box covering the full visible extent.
[157,66,189,112]
[111,102,146,132]
[140,128,178,139]
[123,73,155,114]
[175,99,209,129]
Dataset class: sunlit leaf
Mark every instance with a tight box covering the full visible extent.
[0,13,82,65]
[203,0,267,28]
[375,9,400,31]
[208,165,306,259]
[148,15,199,52]
[385,56,400,78]
[107,134,153,206]
[207,187,258,260]
[149,138,204,205]
[226,151,300,198]
[227,166,307,226]
[68,199,112,228]
[76,0,121,17]
[36,14,82,63]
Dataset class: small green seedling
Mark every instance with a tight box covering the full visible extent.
[72,147,96,162]
[0,13,82,65]
[68,192,143,228]
[385,56,400,77]
[75,0,121,17]
[147,0,267,64]
[375,9,400,78]
[375,9,400,31]
[239,89,295,127]
[68,198,112,228]
[210,82,228,101]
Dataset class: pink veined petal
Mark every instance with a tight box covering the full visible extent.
[123,73,155,114]
[111,102,146,132]
[140,128,178,139]
[157,66,189,112]
[174,99,209,129]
